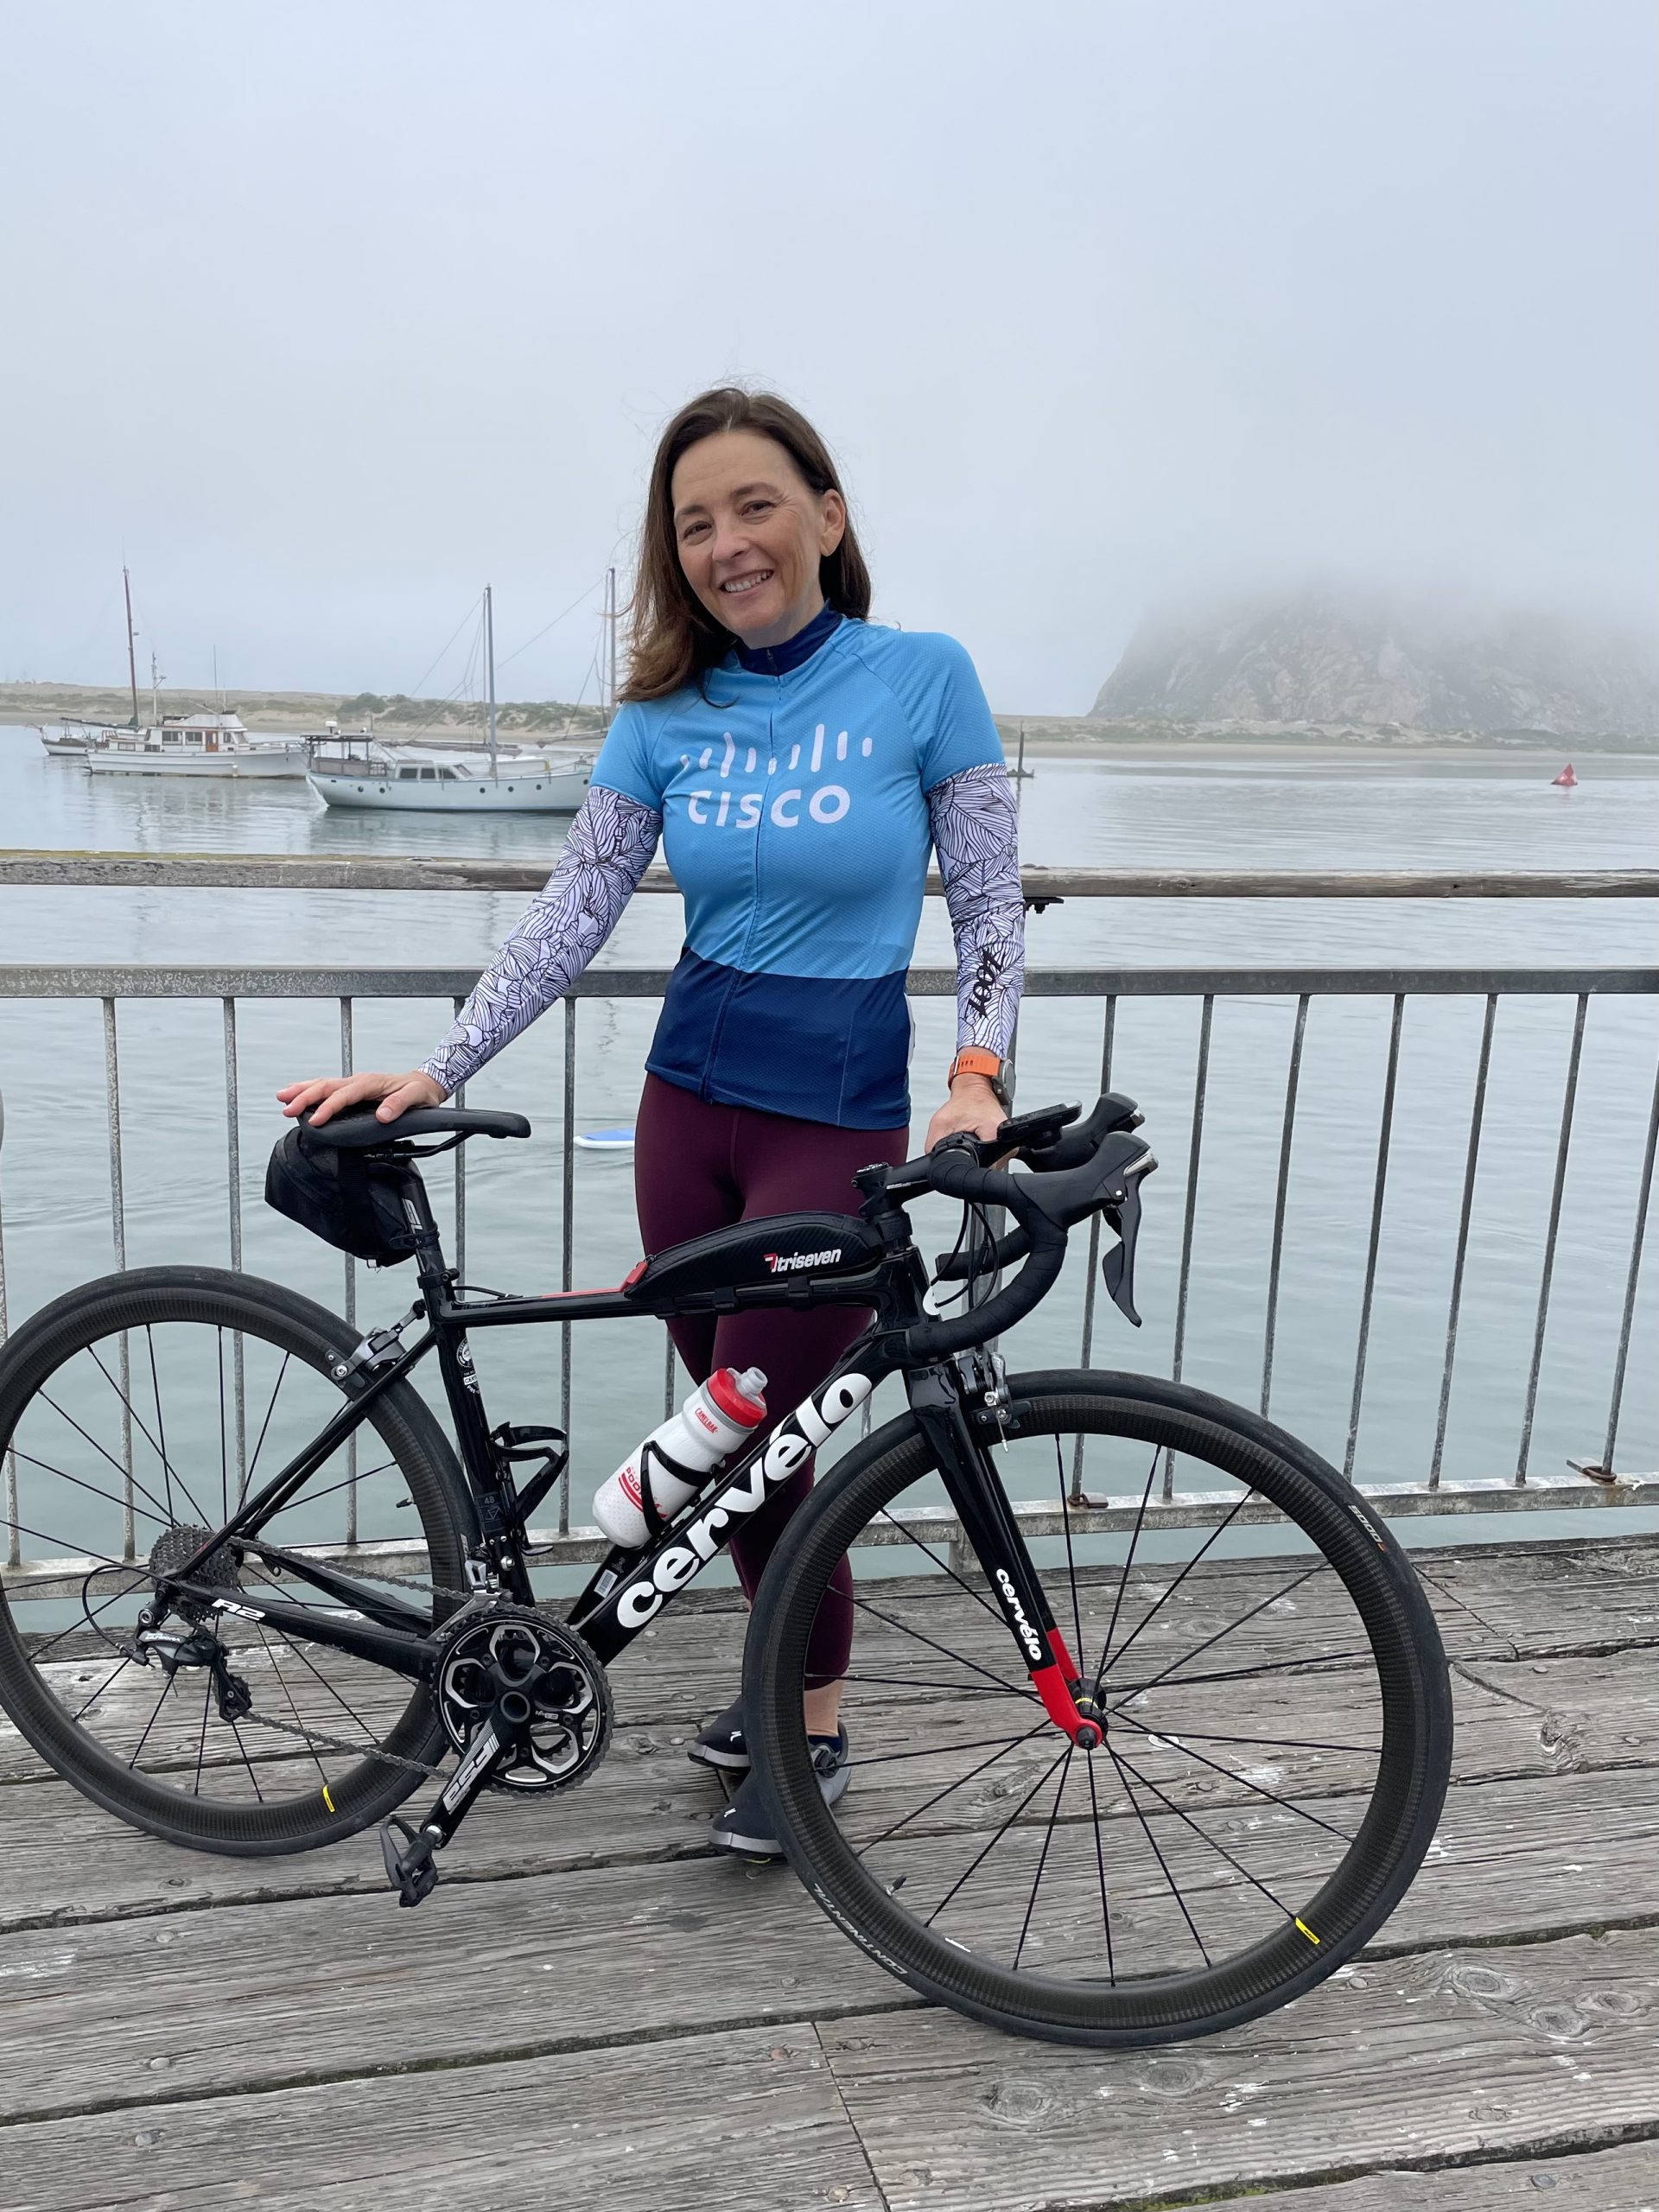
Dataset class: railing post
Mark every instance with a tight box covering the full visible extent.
[1344,994,1405,1482]
[1516,993,1589,1484]
[1166,995,1213,1497]
[222,997,247,1500]
[1260,993,1310,1420]
[0,1092,16,1567]
[1429,994,1497,1490]
[102,997,134,1558]
[1071,996,1116,1503]
[560,996,576,1535]
[1597,1052,1659,1478]
[340,996,357,1544]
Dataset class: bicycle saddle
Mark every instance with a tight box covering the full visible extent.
[296,1105,532,1150]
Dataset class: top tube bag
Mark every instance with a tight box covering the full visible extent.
[264,1124,420,1268]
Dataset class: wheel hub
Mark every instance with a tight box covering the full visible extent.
[435,1605,610,1792]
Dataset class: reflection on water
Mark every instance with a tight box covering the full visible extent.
[1,728,1654,1555]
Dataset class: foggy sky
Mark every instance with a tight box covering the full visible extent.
[2,0,1654,715]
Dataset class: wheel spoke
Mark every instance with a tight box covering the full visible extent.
[242,1353,294,1503]
[1013,1747,1074,1971]
[1109,1707,1358,1840]
[849,1593,1031,1699]
[855,1721,1051,1856]
[88,1340,211,1528]
[1103,1738,1211,1966]
[924,1742,1074,1927]
[30,1400,177,1527]
[1083,1754,1117,1983]
[1109,1744,1303,1923]
[874,1507,1007,1627]
[1105,1561,1327,1705]
[10,1449,170,1533]
[1093,1491,1249,1689]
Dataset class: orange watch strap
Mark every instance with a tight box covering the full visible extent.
[949,1048,1003,1084]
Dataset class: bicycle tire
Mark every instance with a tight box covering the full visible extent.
[746,1368,1452,2048]
[0,1265,474,1855]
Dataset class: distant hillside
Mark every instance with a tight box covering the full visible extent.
[1091,597,1659,740]
[0,682,609,741]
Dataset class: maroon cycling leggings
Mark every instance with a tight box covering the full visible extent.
[632,1074,910,1689]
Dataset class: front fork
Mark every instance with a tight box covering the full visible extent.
[906,1363,1103,1749]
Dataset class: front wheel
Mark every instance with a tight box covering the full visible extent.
[746,1370,1452,2048]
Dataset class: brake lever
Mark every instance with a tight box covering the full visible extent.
[1101,1170,1149,1326]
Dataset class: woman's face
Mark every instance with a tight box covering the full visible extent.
[671,429,847,649]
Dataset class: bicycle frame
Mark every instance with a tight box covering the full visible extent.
[156,1152,1097,1740]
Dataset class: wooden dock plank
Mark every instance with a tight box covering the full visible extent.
[1194,2139,1659,2209]
[817,1928,1659,2212]
[0,1851,901,2122]
[0,2024,887,2212]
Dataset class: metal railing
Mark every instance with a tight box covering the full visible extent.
[2,942,1656,1588]
[2,855,1656,1580]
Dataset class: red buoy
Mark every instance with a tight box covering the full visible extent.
[1551,762,1578,788]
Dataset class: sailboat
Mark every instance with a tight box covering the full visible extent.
[1551,762,1579,788]
[307,582,601,816]
[42,570,303,775]
[38,568,143,755]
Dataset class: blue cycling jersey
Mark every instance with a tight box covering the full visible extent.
[591,617,1003,1127]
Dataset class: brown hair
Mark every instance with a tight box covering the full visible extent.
[620,386,872,702]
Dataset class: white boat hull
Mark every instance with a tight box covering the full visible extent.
[308,765,591,812]
[85,746,305,779]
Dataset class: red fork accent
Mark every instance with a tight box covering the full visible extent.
[1029,1629,1089,1740]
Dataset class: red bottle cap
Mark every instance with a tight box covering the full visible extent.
[706,1367,767,1427]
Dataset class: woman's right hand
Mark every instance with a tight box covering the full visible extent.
[276,1070,448,1128]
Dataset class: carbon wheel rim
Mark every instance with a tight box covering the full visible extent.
[0,1273,467,1847]
[751,1376,1448,2044]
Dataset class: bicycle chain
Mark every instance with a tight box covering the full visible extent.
[205,1542,492,1782]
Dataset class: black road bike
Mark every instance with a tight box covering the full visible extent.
[0,1092,1451,2048]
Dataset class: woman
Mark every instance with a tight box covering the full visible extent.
[278,387,1025,1856]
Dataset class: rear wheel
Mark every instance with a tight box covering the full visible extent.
[0,1266,473,1854]
[747,1370,1451,2047]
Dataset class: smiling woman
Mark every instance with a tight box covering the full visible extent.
[276,384,1026,1860]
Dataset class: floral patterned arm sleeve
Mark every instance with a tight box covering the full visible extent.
[926,760,1025,1061]
[419,785,662,1096]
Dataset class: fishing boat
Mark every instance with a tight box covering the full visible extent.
[306,583,596,815]
[1551,762,1579,788]
[84,712,305,779]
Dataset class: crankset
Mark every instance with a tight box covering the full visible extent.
[380,1605,612,1909]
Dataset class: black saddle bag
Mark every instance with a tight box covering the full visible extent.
[264,1125,420,1268]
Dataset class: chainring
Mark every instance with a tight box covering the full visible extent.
[433,1604,612,1793]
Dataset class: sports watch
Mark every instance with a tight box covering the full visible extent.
[948,1048,1012,1115]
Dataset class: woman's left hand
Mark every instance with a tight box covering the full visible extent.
[925,1072,1007,1153]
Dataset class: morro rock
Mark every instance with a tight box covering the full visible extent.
[1090,595,1659,738]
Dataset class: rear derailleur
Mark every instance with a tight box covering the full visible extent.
[130,1625,253,1722]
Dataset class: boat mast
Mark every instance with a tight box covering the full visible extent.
[484,583,498,778]
[604,566,617,711]
[122,568,139,728]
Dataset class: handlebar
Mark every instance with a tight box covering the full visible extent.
[883,1094,1156,1359]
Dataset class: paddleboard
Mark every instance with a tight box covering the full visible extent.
[574,1126,635,1150]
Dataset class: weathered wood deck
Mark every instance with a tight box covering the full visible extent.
[3,1533,1659,2211]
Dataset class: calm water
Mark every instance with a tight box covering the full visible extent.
[1,726,1654,1554]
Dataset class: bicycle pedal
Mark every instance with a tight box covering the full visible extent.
[379,1815,440,1908]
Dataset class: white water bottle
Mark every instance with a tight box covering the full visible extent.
[591,1366,769,1548]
